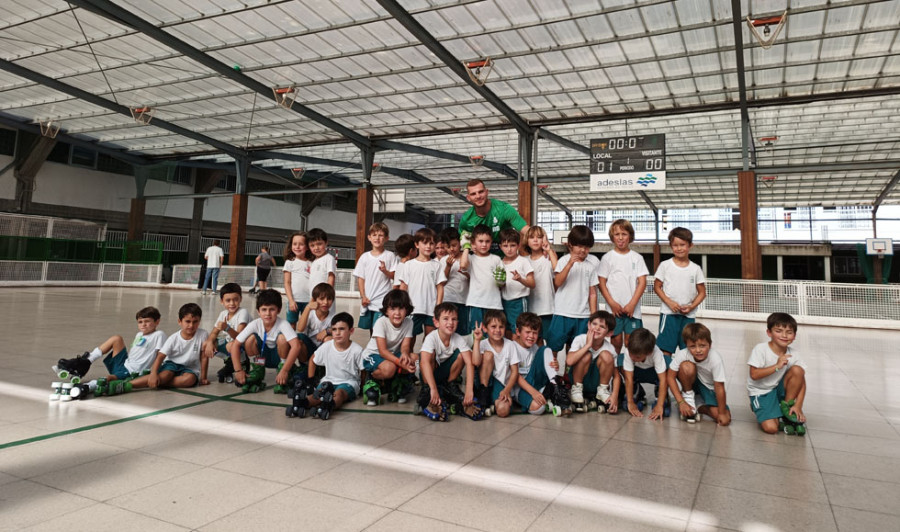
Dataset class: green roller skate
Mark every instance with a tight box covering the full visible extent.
[363,378,382,406]
[779,399,807,436]
[492,265,507,286]
[241,363,267,393]
[107,380,133,396]
[95,378,109,396]
[272,361,288,394]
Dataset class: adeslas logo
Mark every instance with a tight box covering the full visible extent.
[636,174,658,187]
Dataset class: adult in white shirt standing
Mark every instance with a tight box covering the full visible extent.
[201,240,225,295]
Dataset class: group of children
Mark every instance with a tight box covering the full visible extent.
[54,216,809,435]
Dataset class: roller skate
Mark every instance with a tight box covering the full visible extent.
[49,382,65,401]
[53,352,91,383]
[217,358,235,384]
[313,381,336,420]
[570,382,586,413]
[272,361,290,394]
[363,378,382,406]
[416,384,449,421]
[475,383,495,417]
[127,369,151,380]
[69,383,92,400]
[389,374,415,404]
[105,380,132,396]
[438,382,463,416]
[285,374,315,418]
[679,390,701,423]
[240,363,267,393]
[544,376,573,417]
[634,386,647,412]
[779,399,806,436]
[596,384,612,413]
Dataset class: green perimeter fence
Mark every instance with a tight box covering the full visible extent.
[0,235,162,264]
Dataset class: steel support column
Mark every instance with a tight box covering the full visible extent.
[357,149,376,260]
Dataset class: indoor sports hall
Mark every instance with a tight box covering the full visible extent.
[1,1,899,531]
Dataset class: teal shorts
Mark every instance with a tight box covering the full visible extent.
[103,348,131,380]
[467,307,497,332]
[432,350,460,384]
[319,381,356,402]
[657,314,694,353]
[297,334,318,361]
[539,315,553,340]
[517,347,552,411]
[502,297,526,333]
[450,304,470,335]
[411,313,431,337]
[569,361,600,396]
[357,310,382,331]
[613,316,643,336]
[750,380,786,423]
[285,301,308,324]
[693,380,719,407]
[490,376,505,402]
[159,361,199,384]
[546,315,588,352]
[363,350,402,373]
[253,334,282,368]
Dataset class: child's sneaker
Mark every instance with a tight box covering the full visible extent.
[597,384,612,413]
[55,353,92,379]
[570,382,585,413]
[680,390,699,423]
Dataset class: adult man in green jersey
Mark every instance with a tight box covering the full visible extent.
[458,179,529,246]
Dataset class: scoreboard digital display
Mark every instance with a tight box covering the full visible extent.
[589,134,666,192]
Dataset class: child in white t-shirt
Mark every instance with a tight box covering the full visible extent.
[289,312,366,420]
[598,219,649,354]
[498,228,534,337]
[397,227,447,340]
[360,289,416,406]
[230,289,301,393]
[618,328,670,420]
[296,283,337,365]
[668,322,729,425]
[545,225,599,357]
[747,313,808,435]
[565,311,619,413]
[353,222,397,331]
[306,228,335,299]
[654,227,706,355]
[283,231,312,327]
[513,312,559,415]
[460,224,503,331]
[132,303,208,390]
[201,283,250,384]
[472,310,520,418]
[525,226,557,340]
[418,302,479,421]
[438,228,470,334]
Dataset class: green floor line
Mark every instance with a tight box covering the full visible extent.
[0,397,217,450]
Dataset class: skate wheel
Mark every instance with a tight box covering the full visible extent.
[597,404,607,414]
[60,395,72,402]
[551,406,562,417]
[321,410,330,420]
[796,425,807,436]
[225,376,233,384]
[285,406,294,418]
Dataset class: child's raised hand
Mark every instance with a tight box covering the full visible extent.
[542,236,551,253]
[511,270,523,283]
[216,320,227,331]
[472,322,484,342]
[445,255,456,266]
[378,260,388,273]
[776,353,791,369]
[307,300,318,310]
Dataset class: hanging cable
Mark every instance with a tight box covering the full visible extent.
[68,3,119,105]
[244,92,258,150]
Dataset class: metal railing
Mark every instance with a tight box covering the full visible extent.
[0,261,162,286]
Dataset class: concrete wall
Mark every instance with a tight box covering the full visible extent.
[0,154,18,200]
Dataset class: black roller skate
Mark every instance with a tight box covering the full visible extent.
[313,381,336,420]
[416,384,449,421]
[69,383,92,400]
[389,374,415,404]
[544,376,573,417]
[438,382,464,416]
[285,373,315,418]
[779,399,807,436]
[217,358,235,384]
[54,352,92,383]
[475,383,494,417]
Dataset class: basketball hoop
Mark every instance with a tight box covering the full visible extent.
[39,119,60,138]
[272,85,297,109]
[130,106,154,125]
[538,184,549,190]
[747,10,788,49]
[291,168,305,179]
[759,175,777,188]
[464,58,493,86]
[469,155,485,168]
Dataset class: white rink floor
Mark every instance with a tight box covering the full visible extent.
[1,286,899,532]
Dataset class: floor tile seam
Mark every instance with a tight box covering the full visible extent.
[410,417,529,446]
[697,476,830,505]
[704,451,819,474]
[829,503,900,519]
[818,350,898,433]
[363,509,492,532]
[608,434,714,458]
[294,475,447,511]
[812,467,900,485]
[191,481,298,530]
[808,443,900,461]
[808,443,842,531]
[806,424,900,441]
[589,458,707,484]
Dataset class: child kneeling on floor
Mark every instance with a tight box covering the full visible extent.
[132,303,208,390]
[667,322,730,425]
[513,312,559,415]
[287,312,365,420]
[748,312,808,435]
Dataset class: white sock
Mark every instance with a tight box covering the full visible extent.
[88,348,103,362]
[544,351,559,379]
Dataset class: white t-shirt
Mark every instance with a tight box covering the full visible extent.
[353,250,398,311]
[397,258,447,316]
[300,307,336,347]
[528,255,555,316]
[598,249,649,318]
[214,308,251,342]
[516,343,540,376]
[568,334,616,362]
[205,245,224,269]
[283,259,311,303]
[620,345,667,373]
[313,340,366,394]
[236,317,298,348]
[160,329,209,373]
[124,330,166,374]
[655,258,706,317]
[747,342,806,396]
[553,254,601,318]
[501,255,534,300]
[363,316,414,357]
[480,337,520,385]
[440,255,469,305]
[309,254,336,297]
[421,330,470,365]
[390,260,406,288]
[670,347,726,390]
[465,253,503,310]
